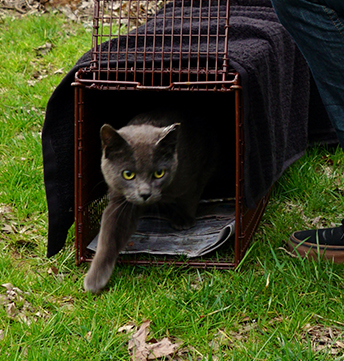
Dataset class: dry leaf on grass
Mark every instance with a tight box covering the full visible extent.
[302,323,344,355]
[0,204,44,247]
[47,266,59,275]
[0,205,13,217]
[35,42,53,56]
[1,283,49,325]
[1,224,17,234]
[47,265,67,282]
[127,320,181,361]
[118,323,136,333]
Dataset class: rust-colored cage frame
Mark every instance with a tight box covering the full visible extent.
[73,0,270,268]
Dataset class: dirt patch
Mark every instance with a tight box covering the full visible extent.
[1,0,165,24]
[1,0,94,22]
[301,323,344,356]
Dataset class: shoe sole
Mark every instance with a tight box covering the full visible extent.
[289,233,344,264]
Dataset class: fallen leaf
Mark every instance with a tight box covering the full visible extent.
[0,330,4,341]
[47,266,59,275]
[19,225,31,234]
[6,302,17,316]
[128,320,181,361]
[32,70,41,79]
[118,323,136,333]
[27,80,37,87]
[0,283,49,325]
[301,323,344,355]
[85,331,92,341]
[1,283,15,291]
[310,216,322,226]
[1,224,17,234]
[0,294,7,305]
[35,42,53,56]
[146,337,179,360]
[0,205,13,217]
[128,320,151,360]
[54,68,64,74]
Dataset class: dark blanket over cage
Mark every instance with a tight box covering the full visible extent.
[42,0,336,257]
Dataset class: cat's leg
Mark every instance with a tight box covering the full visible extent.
[84,200,140,293]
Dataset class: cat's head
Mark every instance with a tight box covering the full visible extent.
[100,123,180,205]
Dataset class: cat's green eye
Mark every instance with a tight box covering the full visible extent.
[122,170,136,180]
[154,169,165,179]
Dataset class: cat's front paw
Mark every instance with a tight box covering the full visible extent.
[84,267,112,294]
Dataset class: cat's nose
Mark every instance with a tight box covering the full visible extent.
[140,193,151,202]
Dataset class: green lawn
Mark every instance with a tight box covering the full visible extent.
[1,12,344,361]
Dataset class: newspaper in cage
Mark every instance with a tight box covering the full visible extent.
[87,199,235,258]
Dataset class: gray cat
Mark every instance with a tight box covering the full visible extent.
[84,109,219,293]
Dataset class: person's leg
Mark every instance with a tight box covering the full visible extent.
[270,0,344,261]
[271,0,344,150]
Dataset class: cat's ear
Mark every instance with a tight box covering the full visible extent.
[100,124,128,156]
[156,123,180,148]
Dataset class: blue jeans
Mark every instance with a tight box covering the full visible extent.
[270,0,344,150]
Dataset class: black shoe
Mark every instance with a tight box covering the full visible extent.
[289,220,344,263]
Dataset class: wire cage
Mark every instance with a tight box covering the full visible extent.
[73,0,270,268]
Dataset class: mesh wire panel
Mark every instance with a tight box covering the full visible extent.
[76,0,235,90]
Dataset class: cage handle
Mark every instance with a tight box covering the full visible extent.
[136,85,173,90]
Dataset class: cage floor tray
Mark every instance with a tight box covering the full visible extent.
[87,199,235,258]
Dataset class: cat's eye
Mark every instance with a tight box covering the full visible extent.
[154,169,165,179]
[122,170,136,180]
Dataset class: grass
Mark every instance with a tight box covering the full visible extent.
[1,10,344,361]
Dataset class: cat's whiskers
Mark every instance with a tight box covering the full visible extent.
[116,200,133,223]
[105,196,128,220]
